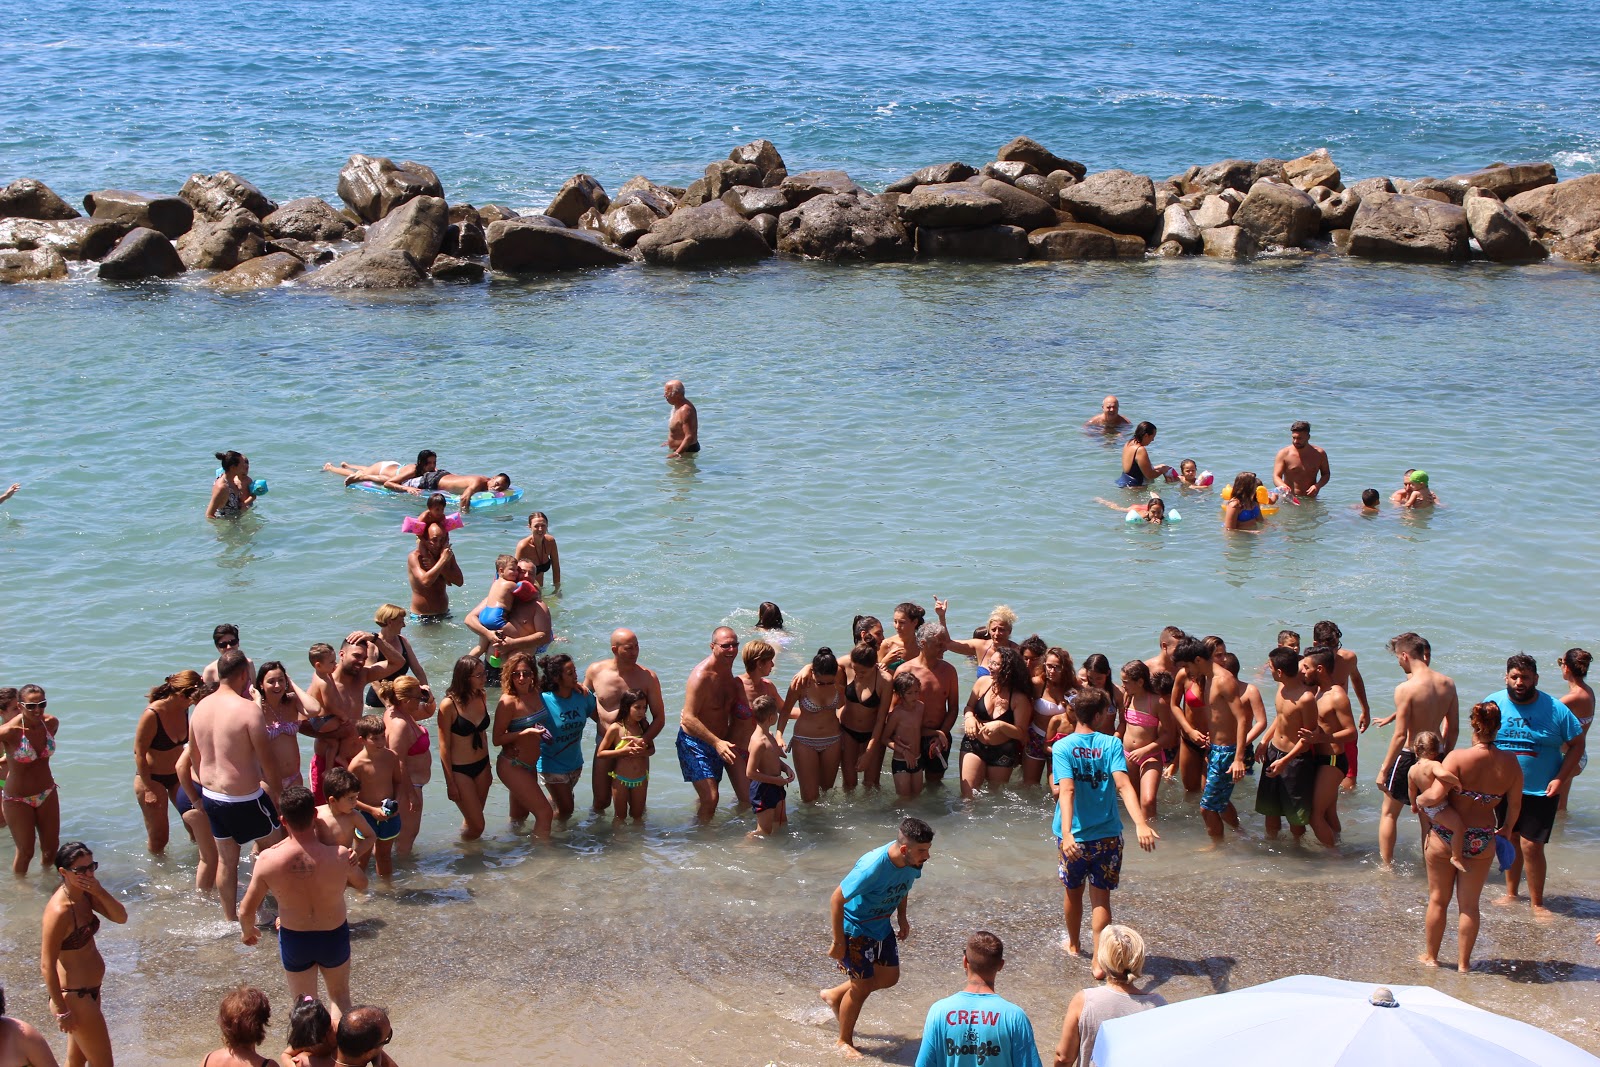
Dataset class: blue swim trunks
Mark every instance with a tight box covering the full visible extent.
[1058,835,1124,891]
[749,780,785,812]
[676,729,724,784]
[838,930,899,980]
[356,809,402,841]
[1200,744,1239,813]
[279,922,352,973]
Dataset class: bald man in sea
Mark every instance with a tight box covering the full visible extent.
[583,629,666,814]
[1085,395,1131,430]
[663,379,700,456]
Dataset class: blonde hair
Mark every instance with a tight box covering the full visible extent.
[1094,924,1147,983]
[373,676,421,705]
[374,603,406,627]
[742,638,776,672]
[988,605,1017,627]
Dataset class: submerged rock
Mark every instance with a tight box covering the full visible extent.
[915,224,1028,261]
[204,251,306,290]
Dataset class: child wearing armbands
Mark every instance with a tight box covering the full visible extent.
[478,555,537,631]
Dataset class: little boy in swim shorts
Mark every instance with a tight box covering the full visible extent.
[745,695,793,837]
[314,766,388,849]
[886,673,925,798]
[348,716,410,879]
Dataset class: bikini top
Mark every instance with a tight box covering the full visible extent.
[1124,704,1161,730]
[406,724,431,756]
[149,711,187,752]
[506,712,544,735]
[1457,788,1504,805]
[973,684,1016,725]
[60,905,100,952]
[264,716,300,739]
[1035,695,1065,717]
[450,709,489,749]
[850,683,881,709]
[13,726,55,764]
[1236,505,1262,524]
[799,686,843,715]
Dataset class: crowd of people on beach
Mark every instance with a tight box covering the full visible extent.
[0,384,1591,1067]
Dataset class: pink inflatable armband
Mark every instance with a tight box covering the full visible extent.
[401,512,464,535]
[512,580,537,602]
[1198,471,1214,487]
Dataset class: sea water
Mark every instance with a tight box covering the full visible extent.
[2,1,1600,1063]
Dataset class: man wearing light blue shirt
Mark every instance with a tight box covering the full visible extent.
[915,931,1042,1067]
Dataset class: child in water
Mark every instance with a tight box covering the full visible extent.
[1392,470,1438,508]
[1175,459,1212,488]
[1093,494,1170,525]
[1407,731,1468,872]
[885,672,926,798]
[745,695,793,837]
[1361,488,1381,511]
[349,715,411,878]
[595,687,652,823]
[312,766,375,848]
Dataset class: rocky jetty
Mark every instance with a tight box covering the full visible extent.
[2,142,1597,287]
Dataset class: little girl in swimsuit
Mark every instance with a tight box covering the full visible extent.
[1407,731,1467,872]
[595,689,651,823]
[1117,661,1170,821]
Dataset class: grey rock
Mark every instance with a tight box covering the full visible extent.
[364,195,448,267]
[978,179,1057,231]
[721,185,793,218]
[300,249,429,289]
[1464,191,1547,262]
[487,216,632,271]
[1157,204,1202,253]
[0,217,128,260]
[1013,173,1051,200]
[98,226,186,279]
[614,176,677,217]
[1232,181,1320,247]
[180,171,276,221]
[1445,162,1557,200]
[0,178,79,220]
[775,193,911,261]
[916,224,1028,261]
[1058,169,1158,235]
[982,160,1037,184]
[545,173,611,226]
[601,201,662,248]
[885,161,978,194]
[996,136,1086,180]
[635,200,772,265]
[204,252,306,291]
[1348,192,1470,261]
[1283,148,1341,192]
[780,170,867,204]
[84,190,193,239]
[728,139,786,184]
[1201,225,1259,259]
[1506,173,1600,239]
[263,197,352,242]
[898,183,1005,228]
[1318,188,1362,230]
[429,254,487,282]
[336,154,443,223]
[177,206,266,270]
[0,247,68,283]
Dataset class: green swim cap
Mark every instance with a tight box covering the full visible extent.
[1407,470,1429,485]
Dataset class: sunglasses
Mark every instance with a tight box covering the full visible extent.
[715,642,738,649]
[217,640,239,649]
[67,862,99,874]
[21,700,47,710]
[511,670,535,678]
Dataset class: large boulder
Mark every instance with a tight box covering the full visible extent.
[204,251,306,291]
[1191,194,1234,229]
[898,183,1005,228]
[1201,225,1259,259]
[0,217,128,260]
[1550,230,1600,263]
[780,170,867,205]
[1506,174,1600,240]
[0,247,68,283]
[84,190,193,238]
[97,227,185,279]
[1184,159,1257,196]
[1232,181,1320,247]
[885,161,978,194]
[545,173,610,226]
[978,178,1057,231]
[701,161,763,201]
[636,200,771,265]
[1157,204,1201,253]
[728,139,787,186]
[299,249,429,289]
[1283,148,1341,192]
[1348,192,1470,261]
[915,224,1028,260]
[336,155,443,223]
[179,171,276,221]
[1318,188,1362,230]
[364,195,448,267]
[1028,222,1141,260]
[721,185,793,218]
[996,136,1086,180]
[613,176,677,217]
[487,216,632,271]
[177,206,266,270]
[1445,162,1557,201]
[1058,170,1158,235]
[0,179,79,220]
[775,193,911,261]
[263,197,352,242]
[600,202,662,248]
[479,204,521,225]
[1463,191,1547,262]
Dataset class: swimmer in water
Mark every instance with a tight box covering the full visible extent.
[322,459,401,487]
[0,482,18,505]
[382,450,507,511]
[1221,472,1272,532]
[1392,469,1438,508]
[1175,459,1206,488]
[1117,422,1171,488]
[207,450,257,520]
[1095,495,1168,524]
[514,512,561,592]
[1361,488,1381,511]
[1084,394,1131,431]
[663,379,700,457]
[1272,420,1330,499]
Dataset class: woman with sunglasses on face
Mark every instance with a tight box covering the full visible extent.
[2,684,60,875]
[491,653,553,842]
[41,842,128,1067]
[133,671,204,855]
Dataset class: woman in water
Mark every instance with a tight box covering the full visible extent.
[436,655,493,841]
[876,602,926,671]
[207,450,257,520]
[200,985,277,1067]
[175,737,221,891]
[958,645,1034,799]
[851,614,884,653]
[1054,924,1165,1067]
[535,653,597,823]
[1169,656,1208,794]
[323,458,401,486]
[1558,648,1593,813]
[2,684,60,874]
[1118,661,1174,820]
[256,662,309,793]
[1018,635,1048,692]
[1117,422,1171,488]
[947,604,1021,676]
[514,512,561,592]
[779,648,846,803]
[375,677,433,856]
[839,641,892,791]
[732,639,781,808]
[1221,471,1272,532]
[1420,701,1523,971]
[41,842,127,1067]
[362,605,428,709]
[492,653,553,841]
[1023,648,1079,786]
[132,670,201,854]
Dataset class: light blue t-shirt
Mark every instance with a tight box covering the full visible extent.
[840,843,922,940]
[1051,730,1128,843]
[915,990,1043,1067]
[535,688,596,775]
[1488,687,1582,794]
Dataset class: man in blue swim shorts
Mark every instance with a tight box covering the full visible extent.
[1174,639,1249,847]
[676,626,744,823]
[240,786,367,1025]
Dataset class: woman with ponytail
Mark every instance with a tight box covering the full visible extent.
[1054,924,1165,1067]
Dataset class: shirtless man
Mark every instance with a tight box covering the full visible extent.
[202,623,256,687]
[188,649,284,920]
[1313,619,1370,790]
[1084,395,1131,431]
[1272,420,1330,499]
[583,629,665,813]
[239,785,367,1027]
[1256,647,1317,842]
[1143,625,1186,679]
[663,379,700,457]
[676,627,743,822]
[1301,646,1357,848]
[465,560,552,677]
[407,533,461,624]
[0,986,58,1067]
[381,449,501,507]
[1376,632,1459,866]
[1173,640,1248,846]
[309,636,393,770]
[895,622,961,783]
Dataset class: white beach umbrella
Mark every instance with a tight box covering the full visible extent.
[1093,974,1599,1067]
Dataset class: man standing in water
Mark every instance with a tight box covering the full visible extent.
[202,623,255,686]
[239,785,366,1026]
[584,628,665,814]
[663,379,700,457]
[1256,646,1317,842]
[407,530,460,623]
[1084,395,1131,431]
[897,622,961,784]
[913,932,1042,1067]
[677,627,742,822]
[189,648,284,921]
[823,817,935,1059]
[1301,646,1356,848]
[1488,653,1584,917]
[1375,633,1459,866]
[1272,420,1330,499]
[1172,640,1249,846]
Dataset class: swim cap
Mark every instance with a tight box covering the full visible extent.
[1407,470,1429,485]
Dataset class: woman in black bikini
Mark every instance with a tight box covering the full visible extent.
[958,646,1034,800]
[514,512,561,592]
[1420,701,1523,972]
[133,669,202,855]
[201,986,278,1067]
[363,605,428,709]
[41,842,127,1067]
[1117,422,1170,488]
[437,656,494,841]
[839,641,892,791]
